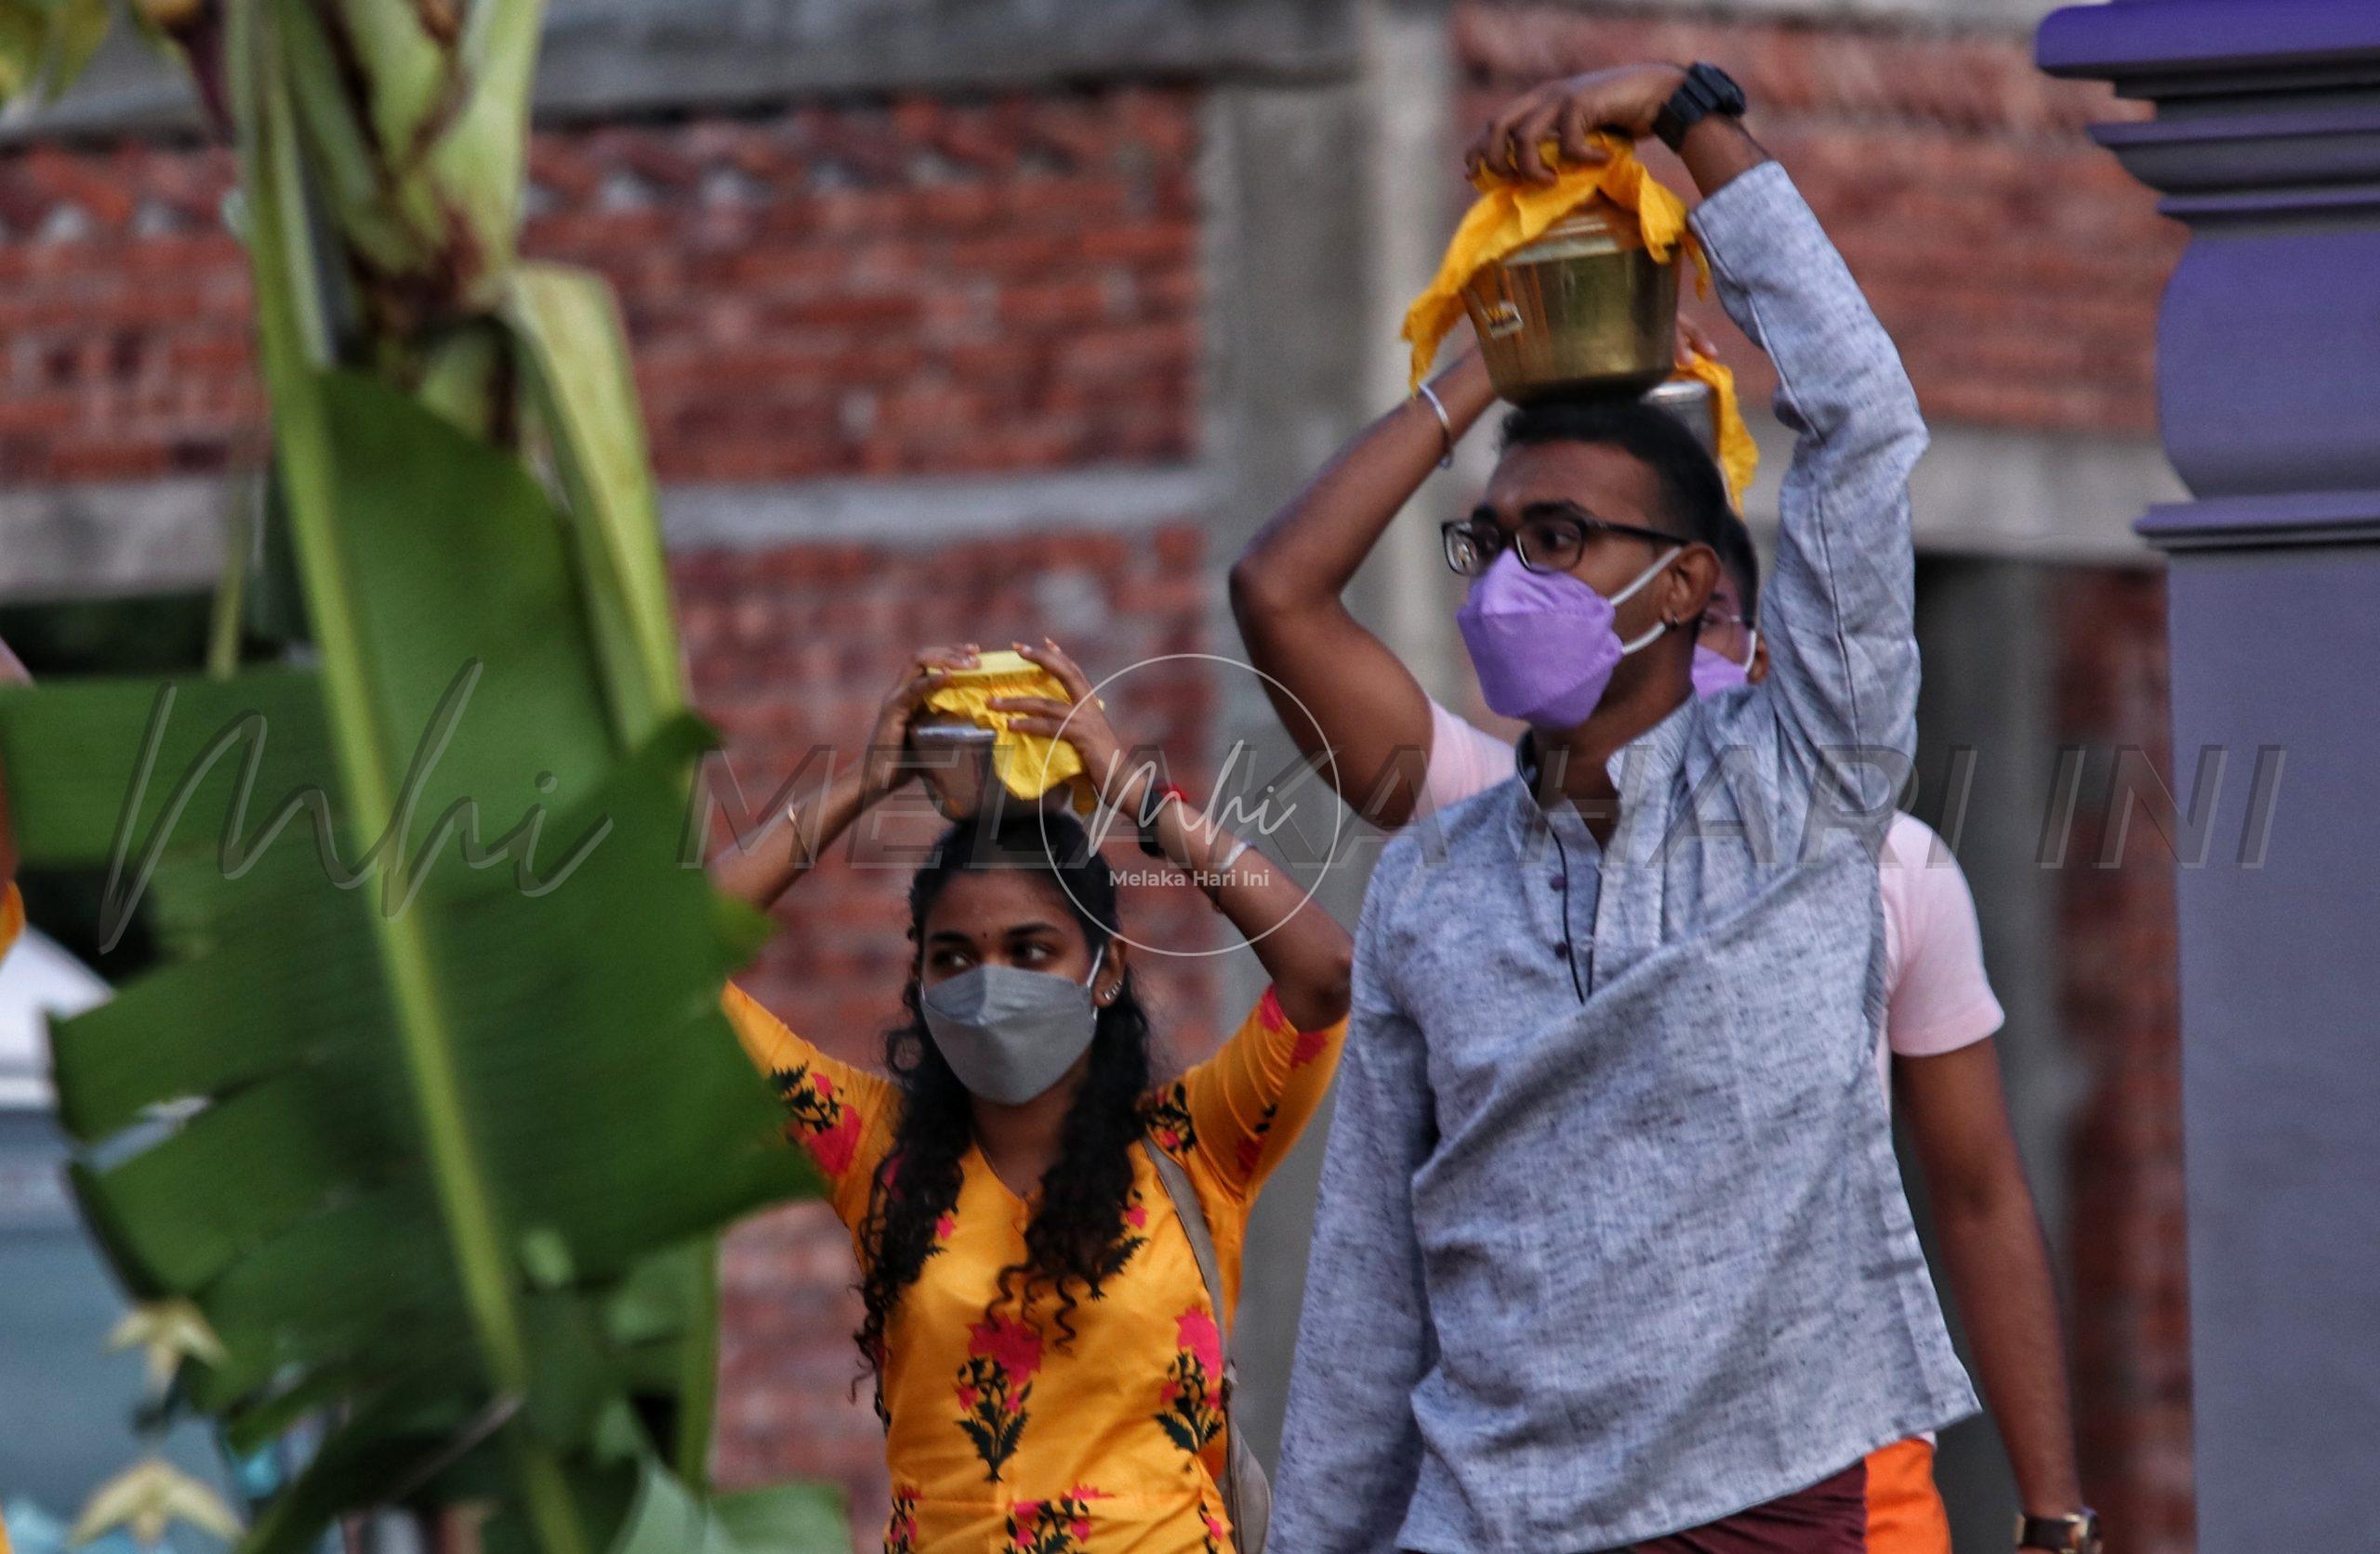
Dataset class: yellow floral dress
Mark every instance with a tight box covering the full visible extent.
[721,983,1345,1554]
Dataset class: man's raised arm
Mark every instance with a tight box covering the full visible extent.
[1229,352,1498,829]
[1688,138,1925,797]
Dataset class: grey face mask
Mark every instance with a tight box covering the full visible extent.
[920,948,1105,1106]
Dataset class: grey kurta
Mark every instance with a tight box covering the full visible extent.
[1273,161,1977,1553]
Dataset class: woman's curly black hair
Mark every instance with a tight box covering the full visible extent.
[853,806,1155,1381]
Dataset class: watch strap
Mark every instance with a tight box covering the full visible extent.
[1654,62,1746,153]
[2016,1510,2102,1553]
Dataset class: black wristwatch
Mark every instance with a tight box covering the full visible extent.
[2016,1509,2102,1553]
[1653,62,1747,153]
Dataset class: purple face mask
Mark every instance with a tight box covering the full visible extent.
[1457,547,1680,729]
[1691,636,1759,698]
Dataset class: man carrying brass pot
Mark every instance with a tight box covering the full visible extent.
[1251,65,2099,1554]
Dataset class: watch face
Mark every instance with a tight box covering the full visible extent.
[1658,62,1745,149]
[1698,63,1747,115]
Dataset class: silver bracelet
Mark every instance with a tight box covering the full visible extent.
[1415,381,1457,470]
[1210,837,1252,877]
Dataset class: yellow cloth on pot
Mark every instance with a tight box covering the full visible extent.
[1675,351,1759,510]
[920,651,1099,816]
[1405,132,1710,392]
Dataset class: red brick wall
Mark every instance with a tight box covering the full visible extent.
[1455,1,2181,434]
[0,141,258,481]
[676,525,1224,1545]
[2055,570,2192,1553]
[0,86,1201,484]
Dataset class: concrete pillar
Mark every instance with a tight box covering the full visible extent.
[2039,5,2380,1545]
[1198,0,1457,1467]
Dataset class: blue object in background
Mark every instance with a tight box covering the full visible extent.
[0,1106,234,1527]
[2040,2,2380,1546]
[5,1494,206,1554]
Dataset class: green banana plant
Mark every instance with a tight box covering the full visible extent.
[0,0,112,104]
[0,2,845,1551]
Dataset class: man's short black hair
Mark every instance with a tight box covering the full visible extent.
[1712,511,1761,625]
[1501,394,1736,561]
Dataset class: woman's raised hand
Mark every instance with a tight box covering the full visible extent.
[861,644,979,807]
[987,640,1150,818]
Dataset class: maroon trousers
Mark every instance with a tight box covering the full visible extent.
[1613,1460,1870,1554]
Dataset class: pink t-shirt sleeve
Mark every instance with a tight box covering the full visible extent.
[1877,812,2005,1058]
[1414,699,1518,821]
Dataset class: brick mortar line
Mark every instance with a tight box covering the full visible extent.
[662,464,1212,551]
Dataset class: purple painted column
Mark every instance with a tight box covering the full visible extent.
[2038,3,2380,1546]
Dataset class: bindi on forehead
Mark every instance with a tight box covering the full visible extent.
[924,869,1087,946]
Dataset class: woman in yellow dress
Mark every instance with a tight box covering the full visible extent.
[713,641,1352,1554]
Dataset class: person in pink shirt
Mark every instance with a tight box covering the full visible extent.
[1232,339,2084,1545]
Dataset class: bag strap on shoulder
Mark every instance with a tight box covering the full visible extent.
[1144,1136,1232,1352]
[1144,1134,1268,1552]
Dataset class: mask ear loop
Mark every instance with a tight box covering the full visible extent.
[1084,944,1111,1003]
[1739,627,1761,672]
[1612,546,1684,656]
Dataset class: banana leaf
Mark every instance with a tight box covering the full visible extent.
[1,1,849,1547]
[0,0,112,105]
[0,376,824,1554]
[506,263,683,755]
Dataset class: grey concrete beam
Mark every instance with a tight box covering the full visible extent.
[0,467,1213,605]
[662,465,1210,551]
[1744,418,2185,568]
[2,0,1362,146]
[0,481,231,605]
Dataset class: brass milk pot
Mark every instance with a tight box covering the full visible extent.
[909,717,999,820]
[1462,194,1680,401]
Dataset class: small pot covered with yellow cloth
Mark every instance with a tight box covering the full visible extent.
[913,651,1101,821]
[909,717,999,820]
[1461,194,1680,402]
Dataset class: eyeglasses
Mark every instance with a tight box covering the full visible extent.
[1441,504,1684,578]
[1698,606,1756,661]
